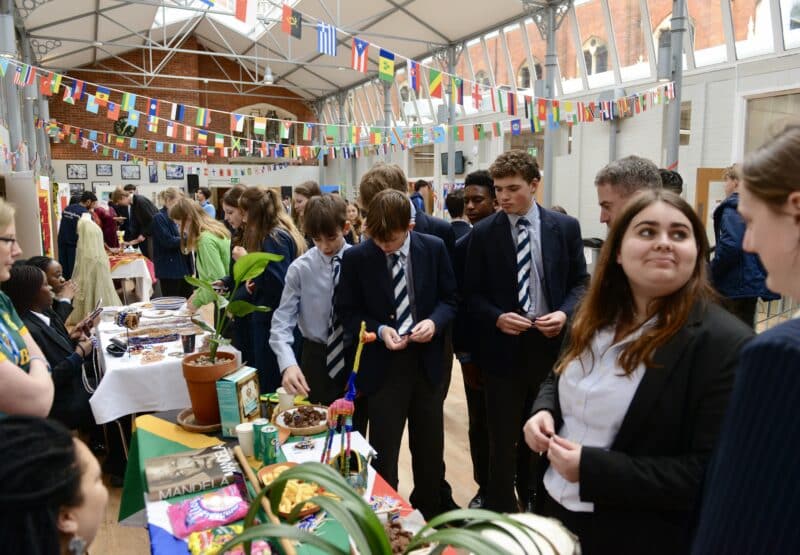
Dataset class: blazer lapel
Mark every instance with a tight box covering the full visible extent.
[25,313,74,353]
[612,306,704,451]
[409,232,427,319]
[493,211,516,278]
[367,240,394,309]
[538,206,560,308]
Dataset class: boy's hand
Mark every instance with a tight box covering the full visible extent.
[380,326,409,351]
[534,311,567,338]
[496,312,533,335]
[409,319,435,343]
[282,365,310,397]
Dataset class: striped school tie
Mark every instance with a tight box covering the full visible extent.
[391,252,413,335]
[325,255,345,378]
[516,217,532,313]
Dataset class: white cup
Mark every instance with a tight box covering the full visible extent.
[276,387,295,412]
[235,422,254,457]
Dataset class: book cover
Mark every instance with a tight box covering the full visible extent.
[144,444,240,501]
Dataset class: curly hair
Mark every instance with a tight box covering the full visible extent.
[489,150,541,183]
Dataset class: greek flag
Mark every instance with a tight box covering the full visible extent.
[317,22,337,56]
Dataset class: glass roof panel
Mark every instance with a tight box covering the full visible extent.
[647,0,689,70]
[574,0,615,88]
[781,0,800,49]
[555,6,583,93]
[731,0,776,58]
[687,0,727,66]
[608,0,652,81]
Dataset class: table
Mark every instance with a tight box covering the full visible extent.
[89,315,238,425]
[110,255,154,302]
[120,413,417,554]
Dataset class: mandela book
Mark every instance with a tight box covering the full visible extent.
[144,444,240,501]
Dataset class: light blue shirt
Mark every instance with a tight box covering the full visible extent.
[508,202,548,318]
[201,200,216,219]
[269,241,350,372]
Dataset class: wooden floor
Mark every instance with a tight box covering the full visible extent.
[92,359,476,553]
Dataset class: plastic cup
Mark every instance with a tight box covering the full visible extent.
[180,332,196,354]
[276,387,295,412]
[235,422,254,457]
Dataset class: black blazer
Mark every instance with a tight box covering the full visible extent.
[21,309,90,429]
[532,302,753,554]
[464,206,589,373]
[451,220,471,242]
[413,211,456,262]
[336,232,457,395]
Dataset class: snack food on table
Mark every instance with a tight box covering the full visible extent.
[166,483,250,538]
[187,525,271,555]
[259,464,326,515]
[384,519,414,554]
[282,405,325,428]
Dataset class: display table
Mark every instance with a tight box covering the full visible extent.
[89,317,237,424]
[109,254,155,302]
[119,413,415,554]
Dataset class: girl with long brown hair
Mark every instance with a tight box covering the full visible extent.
[523,189,752,554]
[236,187,305,392]
[168,197,230,309]
[290,181,322,246]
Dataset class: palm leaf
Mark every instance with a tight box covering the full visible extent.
[233,252,284,283]
[216,523,346,555]
[405,527,503,554]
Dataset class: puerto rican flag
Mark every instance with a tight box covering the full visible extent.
[351,38,368,73]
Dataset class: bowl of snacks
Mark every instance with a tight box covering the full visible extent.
[273,404,328,436]
[257,462,323,518]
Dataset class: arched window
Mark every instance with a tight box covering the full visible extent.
[400,86,410,102]
[516,60,543,89]
[582,37,608,75]
[475,70,491,87]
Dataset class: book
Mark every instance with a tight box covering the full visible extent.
[144,444,240,501]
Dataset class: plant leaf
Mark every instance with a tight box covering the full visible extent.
[405,528,501,554]
[226,300,271,317]
[233,252,283,283]
[216,523,346,555]
[293,496,376,555]
[190,317,215,334]
[418,509,535,554]
[184,275,217,298]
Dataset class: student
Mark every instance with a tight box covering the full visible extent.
[26,256,77,323]
[270,194,352,406]
[345,201,363,244]
[114,186,158,259]
[237,187,306,393]
[452,170,496,509]
[336,189,457,519]
[291,181,322,246]
[445,189,471,240]
[168,198,230,309]
[410,179,429,214]
[692,124,800,555]
[595,155,662,227]
[464,150,589,513]
[57,192,97,280]
[196,187,216,219]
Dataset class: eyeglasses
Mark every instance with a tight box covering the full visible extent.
[0,237,18,246]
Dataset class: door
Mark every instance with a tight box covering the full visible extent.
[694,167,728,247]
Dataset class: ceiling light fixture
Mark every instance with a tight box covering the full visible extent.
[263,65,274,85]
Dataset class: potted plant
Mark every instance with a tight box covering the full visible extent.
[182,252,284,425]
[219,462,580,554]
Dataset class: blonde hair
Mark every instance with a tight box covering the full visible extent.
[0,198,15,230]
[168,197,229,252]
[159,187,183,204]
[110,187,130,204]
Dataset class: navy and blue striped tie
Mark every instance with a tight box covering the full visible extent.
[391,253,413,335]
[325,256,345,378]
[516,217,532,313]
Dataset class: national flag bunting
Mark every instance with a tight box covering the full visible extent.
[107,101,121,121]
[507,91,517,115]
[13,64,35,87]
[86,94,100,114]
[302,123,313,141]
[451,77,463,106]
[39,72,53,96]
[195,107,210,127]
[317,22,336,56]
[428,69,442,98]
[197,130,208,145]
[378,49,394,82]
[122,92,136,112]
[0,59,8,78]
[282,4,302,39]
[170,103,185,122]
[147,116,159,133]
[351,38,368,73]
[51,74,62,95]
[280,120,292,139]
[511,119,521,135]
[184,125,193,141]
[148,98,159,117]
[95,86,110,105]
[472,83,482,107]
[127,111,140,127]
[215,134,225,149]
[235,0,248,23]
[166,121,176,138]
[230,113,245,132]
[409,61,420,94]
[253,117,267,135]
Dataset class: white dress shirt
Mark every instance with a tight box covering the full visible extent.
[269,241,350,372]
[543,320,654,511]
[508,202,548,318]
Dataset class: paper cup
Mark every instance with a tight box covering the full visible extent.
[276,387,295,412]
[236,422,254,457]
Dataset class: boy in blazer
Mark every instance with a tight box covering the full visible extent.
[464,150,589,513]
[336,189,457,520]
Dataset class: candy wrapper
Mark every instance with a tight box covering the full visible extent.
[168,484,250,538]
[188,524,271,555]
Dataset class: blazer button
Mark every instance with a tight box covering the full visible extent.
[389,314,395,320]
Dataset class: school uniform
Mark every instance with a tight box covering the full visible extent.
[270,242,351,406]
[336,231,457,519]
[464,203,589,513]
[57,203,88,280]
[151,207,192,298]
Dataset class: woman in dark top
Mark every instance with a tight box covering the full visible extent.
[692,124,800,555]
[237,187,306,392]
[152,188,192,298]
[2,265,94,430]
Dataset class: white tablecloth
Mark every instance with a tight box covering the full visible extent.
[89,316,239,424]
[110,257,153,302]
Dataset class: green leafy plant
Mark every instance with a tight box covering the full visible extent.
[185,252,283,362]
[219,462,579,555]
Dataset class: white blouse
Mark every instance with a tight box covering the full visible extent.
[543,320,653,512]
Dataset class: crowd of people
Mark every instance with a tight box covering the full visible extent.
[0,124,798,553]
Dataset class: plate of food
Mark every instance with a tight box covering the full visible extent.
[257,462,323,518]
[141,309,174,319]
[273,405,327,436]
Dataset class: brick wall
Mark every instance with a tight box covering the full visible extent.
[49,36,316,163]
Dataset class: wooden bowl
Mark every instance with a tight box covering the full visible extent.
[257,462,321,518]
[176,407,221,433]
[272,405,328,436]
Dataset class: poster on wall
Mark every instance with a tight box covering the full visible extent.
[37,177,53,258]
[96,164,113,177]
[148,164,159,183]
[166,164,185,180]
[92,181,110,192]
[69,183,85,195]
[66,164,88,180]
[121,165,141,180]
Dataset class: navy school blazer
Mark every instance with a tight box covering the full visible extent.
[335,231,457,395]
[464,206,589,374]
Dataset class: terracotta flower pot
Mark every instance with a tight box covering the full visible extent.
[182,351,238,425]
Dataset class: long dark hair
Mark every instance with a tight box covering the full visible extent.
[222,185,247,246]
[1,264,46,313]
[556,189,714,376]
[0,416,83,555]
[239,187,306,256]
